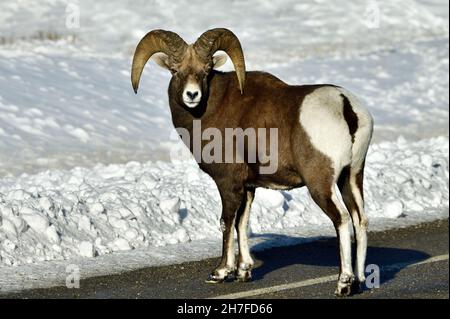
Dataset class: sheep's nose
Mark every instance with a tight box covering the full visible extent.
[186,91,199,100]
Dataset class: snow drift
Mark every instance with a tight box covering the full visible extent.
[0,136,448,266]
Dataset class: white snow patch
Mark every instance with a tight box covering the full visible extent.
[381,201,404,218]
[79,241,95,258]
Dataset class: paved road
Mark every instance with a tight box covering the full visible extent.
[3,219,449,299]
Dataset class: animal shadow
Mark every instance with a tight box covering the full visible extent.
[250,233,430,288]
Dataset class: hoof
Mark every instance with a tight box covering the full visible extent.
[205,270,233,284]
[350,279,364,294]
[335,274,355,297]
[335,284,352,297]
[235,268,252,282]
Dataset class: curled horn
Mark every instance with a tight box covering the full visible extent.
[131,30,187,93]
[194,28,246,94]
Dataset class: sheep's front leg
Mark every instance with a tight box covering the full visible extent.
[235,187,255,282]
[206,185,243,283]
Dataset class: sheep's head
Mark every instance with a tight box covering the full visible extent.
[131,28,246,108]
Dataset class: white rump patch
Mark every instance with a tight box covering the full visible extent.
[337,88,374,171]
[299,86,353,174]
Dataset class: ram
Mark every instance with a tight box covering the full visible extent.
[131,28,373,297]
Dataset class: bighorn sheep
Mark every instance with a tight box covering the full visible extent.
[131,28,373,296]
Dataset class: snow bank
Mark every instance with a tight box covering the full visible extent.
[0,137,448,266]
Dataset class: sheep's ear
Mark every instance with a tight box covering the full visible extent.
[152,53,171,70]
[213,54,228,69]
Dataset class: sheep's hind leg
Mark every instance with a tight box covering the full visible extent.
[308,177,355,297]
[235,187,255,282]
[338,164,368,293]
[206,186,242,284]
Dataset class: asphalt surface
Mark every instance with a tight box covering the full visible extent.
[3,219,449,299]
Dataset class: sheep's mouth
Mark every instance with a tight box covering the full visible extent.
[184,100,200,108]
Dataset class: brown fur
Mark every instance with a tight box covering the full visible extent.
[168,70,347,257]
[169,71,336,191]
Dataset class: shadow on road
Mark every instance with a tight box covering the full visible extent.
[250,233,430,287]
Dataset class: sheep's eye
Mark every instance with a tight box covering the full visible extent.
[170,68,178,75]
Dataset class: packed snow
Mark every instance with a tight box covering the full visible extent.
[0,0,448,292]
